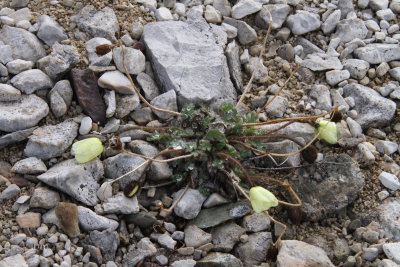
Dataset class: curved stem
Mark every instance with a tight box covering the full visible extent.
[216,151,254,186]
[264,211,286,247]
[118,125,170,133]
[159,183,190,218]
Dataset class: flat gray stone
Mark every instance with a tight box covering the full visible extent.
[29,186,60,209]
[89,230,119,262]
[98,70,135,94]
[94,192,139,215]
[354,44,400,64]
[184,225,212,248]
[0,127,36,150]
[223,17,257,45]
[37,158,103,206]
[277,240,334,267]
[0,84,21,102]
[235,232,272,266]
[286,11,321,35]
[86,37,112,66]
[11,157,47,175]
[0,44,13,65]
[383,243,400,264]
[6,59,33,74]
[196,252,243,267]
[322,9,341,34]
[342,59,369,79]
[0,25,45,62]
[343,84,396,128]
[255,4,290,30]
[225,40,243,92]
[379,172,400,191]
[231,0,262,19]
[76,5,119,40]
[300,54,343,71]
[211,222,246,252]
[333,18,368,43]
[142,21,236,108]
[137,72,160,101]
[36,15,68,46]
[309,84,332,111]
[112,47,146,75]
[173,188,206,220]
[48,80,73,118]
[150,90,178,120]
[24,120,78,160]
[78,206,119,231]
[0,254,28,267]
[10,69,53,94]
[0,94,49,132]
[0,184,20,200]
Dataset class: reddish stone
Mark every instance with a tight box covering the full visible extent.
[133,41,146,54]
[55,202,80,238]
[9,176,31,187]
[69,69,106,125]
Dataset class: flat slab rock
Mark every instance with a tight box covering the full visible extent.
[142,21,237,108]
[37,158,103,206]
[0,94,49,132]
[291,154,364,220]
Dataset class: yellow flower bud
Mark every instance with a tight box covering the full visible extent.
[72,137,103,164]
[315,118,338,145]
[249,186,279,213]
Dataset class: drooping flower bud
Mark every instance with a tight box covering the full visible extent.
[249,186,279,213]
[315,118,338,145]
[72,137,103,164]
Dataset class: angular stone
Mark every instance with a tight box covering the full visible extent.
[6,59,33,74]
[242,213,271,232]
[78,206,119,232]
[95,192,139,215]
[255,4,290,30]
[150,90,178,120]
[112,47,146,75]
[11,157,47,175]
[70,68,106,125]
[90,230,119,262]
[184,225,212,248]
[343,84,396,128]
[36,15,68,46]
[277,240,334,266]
[37,43,80,80]
[55,202,80,237]
[0,25,45,62]
[37,158,103,206]
[30,187,60,209]
[300,55,342,71]
[322,9,341,34]
[286,11,321,35]
[86,37,112,66]
[333,18,368,43]
[16,212,41,228]
[24,120,78,160]
[211,222,246,252]
[0,254,28,267]
[225,40,242,92]
[354,44,400,64]
[76,5,119,40]
[143,21,236,108]
[0,183,20,200]
[342,59,369,79]
[0,94,49,132]
[98,70,135,94]
[379,172,400,191]
[235,232,272,266]
[231,0,262,19]
[223,17,257,45]
[0,127,36,150]
[0,84,21,102]
[0,44,13,65]
[383,243,400,264]
[137,72,160,101]
[197,252,242,267]
[10,69,53,94]
[173,188,206,220]
[122,237,157,266]
[326,69,350,86]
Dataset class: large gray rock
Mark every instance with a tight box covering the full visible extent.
[36,15,68,46]
[235,232,272,266]
[277,240,334,267]
[76,5,119,40]
[24,120,78,160]
[0,254,28,267]
[0,84,21,102]
[94,192,139,215]
[286,11,321,35]
[11,157,47,175]
[142,21,237,108]
[77,206,119,231]
[231,0,262,19]
[291,154,364,220]
[333,19,368,43]
[103,153,146,188]
[37,43,80,80]
[300,54,342,71]
[90,230,119,262]
[0,94,49,132]
[29,186,60,209]
[10,69,53,94]
[343,84,396,129]
[255,4,290,30]
[223,17,257,45]
[173,188,206,220]
[112,47,146,75]
[376,197,400,241]
[37,158,103,206]
[0,25,46,62]
[342,59,369,79]
[354,44,400,64]
[211,222,246,252]
[150,90,178,120]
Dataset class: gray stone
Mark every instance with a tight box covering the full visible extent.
[260,122,315,143]
[37,158,103,206]
[95,192,139,215]
[48,80,73,118]
[137,72,160,101]
[377,197,400,241]
[375,140,399,155]
[265,95,288,117]
[112,46,145,75]
[77,206,118,232]
[11,157,47,175]
[0,84,21,102]
[205,5,222,24]
[150,90,178,120]
[0,44,13,65]
[24,120,78,160]
[369,0,388,10]
[0,254,28,267]
[364,20,380,32]
[36,15,68,46]
[171,260,196,267]
[362,247,379,261]
[333,18,368,43]
[231,0,261,19]
[213,0,231,16]
[122,237,157,266]
[10,69,53,94]
[322,10,341,34]
[338,0,354,18]
[235,232,272,266]
[8,7,31,23]
[79,116,92,135]
[244,57,269,83]
[291,154,364,220]
[211,222,245,252]
[377,9,396,21]
[242,212,271,232]
[104,153,146,187]
[223,17,257,46]
[0,94,49,132]
[277,240,334,267]
[286,11,321,35]
[184,225,212,248]
[129,140,173,181]
[203,193,229,208]
[98,70,136,94]
[0,62,8,76]
[391,0,400,13]
[379,172,400,191]
[130,22,143,39]
[86,37,112,66]
[10,0,29,8]
[342,59,369,79]
[6,59,33,74]
[0,25,45,62]
[90,230,119,262]
[343,84,396,128]
[346,117,363,137]
[389,67,400,82]
[309,84,332,111]
[158,233,176,249]
[173,188,206,220]
[300,54,343,71]
[76,5,119,40]
[0,184,20,200]
[29,186,60,209]
[225,41,243,92]
[196,252,242,267]
[326,69,350,86]
[104,90,116,118]
[115,93,140,118]
[155,7,174,21]
[37,43,80,80]
[0,127,36,150]
[383,243,400,264]
[354,44,400,64]
[143,21,237,108]
[255,4,290,30]
[262,139,301,167]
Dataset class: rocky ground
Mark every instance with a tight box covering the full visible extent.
[0,0,400,266]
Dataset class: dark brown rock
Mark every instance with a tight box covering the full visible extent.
[55,202,80,237]
[9,176,31,187]
[69,69,106,125]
